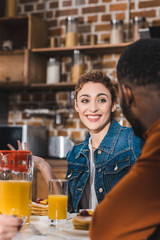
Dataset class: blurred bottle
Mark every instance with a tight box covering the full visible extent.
[5,0,17,17]
[89,35,97,45]
[132,17,146,41]
[50,37,56,48]
[46,58,60,84]
[71,50,84,83]
[65,16,78,47]
[110,19,124,44]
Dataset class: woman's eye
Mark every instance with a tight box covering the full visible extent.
[81,99,89,103]
[98,98,107,103]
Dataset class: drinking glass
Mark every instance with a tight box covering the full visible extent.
[48,179,68,226]
[0,150,33,224]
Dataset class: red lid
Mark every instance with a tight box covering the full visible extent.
[0,150,32,172]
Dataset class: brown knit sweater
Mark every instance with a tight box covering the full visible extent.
[89,119,160,240]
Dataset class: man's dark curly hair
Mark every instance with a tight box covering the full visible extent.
[117,38,160,89]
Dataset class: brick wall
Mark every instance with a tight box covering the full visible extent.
[8,0,160,145]
[17,0,160,45]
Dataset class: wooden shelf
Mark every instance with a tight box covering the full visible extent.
[0,15,48,86]
[0,15,28,22]
[30,82,75,91]
[0,37,131,92]
[0,49,26,55]
[32,42,132,57]
[0,82,76,92]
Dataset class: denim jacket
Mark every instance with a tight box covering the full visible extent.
[66,119,144,212]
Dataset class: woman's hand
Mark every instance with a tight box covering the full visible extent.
[7,140,28,151]
[0,215,23,240]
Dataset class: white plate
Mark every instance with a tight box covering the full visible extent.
[62,222,89,236]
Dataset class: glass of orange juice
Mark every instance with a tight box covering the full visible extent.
[48,179,68,226]
[0,150,33,224]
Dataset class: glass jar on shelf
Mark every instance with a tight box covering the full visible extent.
[46,58,60,84]
[5,0,17,17]
[110,19,124,44]
[71,50,84,83]
[132,17,146,41]
[65,16,78,47]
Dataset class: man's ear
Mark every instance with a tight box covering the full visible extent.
[122,84,134,107]
[74,99,79,112]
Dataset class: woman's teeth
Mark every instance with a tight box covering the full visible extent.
[87,115,100,119]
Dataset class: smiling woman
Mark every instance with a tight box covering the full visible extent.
[66,70,144,212]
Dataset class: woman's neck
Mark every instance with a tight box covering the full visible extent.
[90,122,111,149]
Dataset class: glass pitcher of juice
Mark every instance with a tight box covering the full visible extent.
[0,150,33,224]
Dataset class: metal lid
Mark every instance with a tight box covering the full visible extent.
[48,58,56,63]
[73,50,80,54]
[133,17,146,23]
[66,16,77,22]
[111,19,123,25]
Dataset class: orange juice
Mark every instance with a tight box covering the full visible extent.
[0,180,32,224]
[48,194,68,220]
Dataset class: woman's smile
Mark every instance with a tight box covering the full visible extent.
[86,114,101,122]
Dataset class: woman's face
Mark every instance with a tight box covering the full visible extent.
[75,82,116,134]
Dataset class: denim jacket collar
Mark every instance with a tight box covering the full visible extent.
[75,119,122,159]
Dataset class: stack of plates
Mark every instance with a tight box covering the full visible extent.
[31,202,48,216]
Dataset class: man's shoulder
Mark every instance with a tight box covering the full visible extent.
[144,119,160,148]
[145,128,160,150]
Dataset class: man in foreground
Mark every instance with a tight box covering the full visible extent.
[89,38,160,240]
